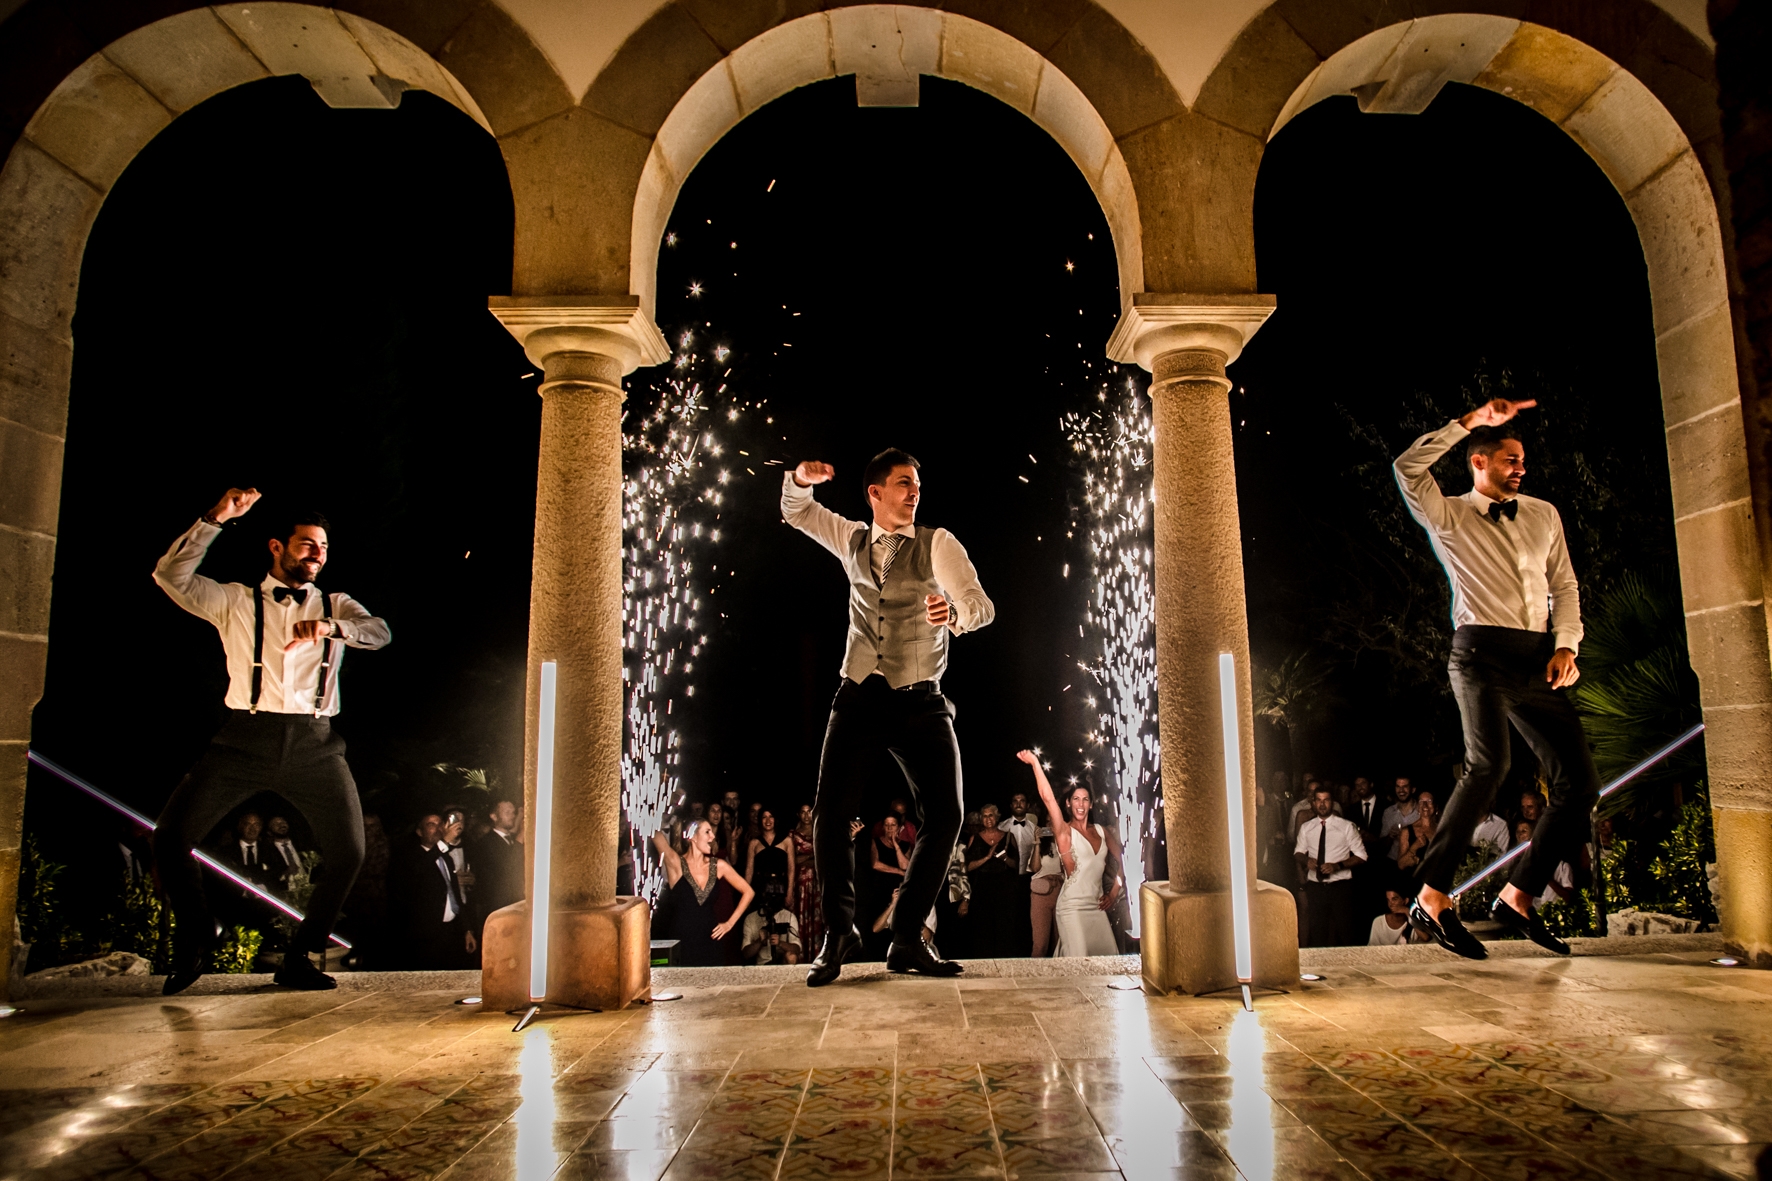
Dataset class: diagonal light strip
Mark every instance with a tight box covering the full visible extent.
[1450,722,1705,899]
[26,749,352,949]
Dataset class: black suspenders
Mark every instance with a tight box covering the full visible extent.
[248,584,336,717]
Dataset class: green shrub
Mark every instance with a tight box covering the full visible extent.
[211,926,263,974]
[1455,841,1505,922]
[1647,801,1717,924]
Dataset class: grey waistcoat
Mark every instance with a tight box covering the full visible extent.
[841,527,948,688]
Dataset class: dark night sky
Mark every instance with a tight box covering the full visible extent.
[27,71,1669,863]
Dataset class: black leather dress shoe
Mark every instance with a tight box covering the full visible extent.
[1409,902,1488,960]
[1491,897,1570,955]
[806,927,862,988]
[273,954,337,991]
[885,938,963,977]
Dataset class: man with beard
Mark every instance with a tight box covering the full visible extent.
[1394,398,1598,959]
[151,488,390,993]
[783,449,995,984]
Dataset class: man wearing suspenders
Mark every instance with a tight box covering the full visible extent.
[152,487,391,994]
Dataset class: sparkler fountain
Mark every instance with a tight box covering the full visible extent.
[1063,377,1160,936]
[620,328,751,903]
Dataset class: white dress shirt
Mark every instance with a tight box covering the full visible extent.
[1380,802,1420,861]
[154,520,391,715]
[1394,420,1583,653]
[1000,814,1041,873]
[237,839,262,868]
[1471,813,1512,852]
[780,475,994,634]
[1293,815,1367,883]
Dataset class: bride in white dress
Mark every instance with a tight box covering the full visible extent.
[1016,750,1122,956]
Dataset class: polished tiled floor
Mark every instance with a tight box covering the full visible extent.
[1,951,1768,1180]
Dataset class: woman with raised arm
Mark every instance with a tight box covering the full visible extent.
[651,818,754,966]
[1016,750,1122,956]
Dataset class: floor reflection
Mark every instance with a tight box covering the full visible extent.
[513,1026,559,1178]
[1223,1007,1276,1179]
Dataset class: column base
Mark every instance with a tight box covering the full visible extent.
[1715,806,1772,968]
[480,898,652,1011]
[1139,880,1300,995]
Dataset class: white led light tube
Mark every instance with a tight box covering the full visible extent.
[1218,653,1253,985]
[531,661,558,1002]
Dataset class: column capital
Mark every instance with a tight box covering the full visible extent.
[488,296,672,379]
[1106,294,1277,374]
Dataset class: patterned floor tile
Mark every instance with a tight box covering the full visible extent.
[893,1130,1004,1177]
[998,1134,1118,1173]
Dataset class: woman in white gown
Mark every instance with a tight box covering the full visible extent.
[1016,750,1122,956]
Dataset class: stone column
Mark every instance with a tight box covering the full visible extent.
[1107,295,1299,995]
[480,296,669,1011]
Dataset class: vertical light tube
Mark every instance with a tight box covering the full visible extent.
[531,661,558,1002]
[1218,653,1254,984]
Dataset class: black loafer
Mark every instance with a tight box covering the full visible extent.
[1491,897,1570,955]
[885,938,963,977]
[273,954,337,991]
[1410,902,1488,960]
[806,927,862,988]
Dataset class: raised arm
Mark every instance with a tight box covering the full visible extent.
[153,487,262,626]
[1016,750,1072,862]
[781,463,863,559]
[652,830,684,888]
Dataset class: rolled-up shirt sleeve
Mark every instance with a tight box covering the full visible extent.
[932,529,994,635]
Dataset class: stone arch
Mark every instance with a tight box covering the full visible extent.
[623,7,1144,320]
[0,3,507,962]
[1253,14,1772,962]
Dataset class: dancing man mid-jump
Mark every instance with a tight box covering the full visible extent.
[1394,398,1598,959]
[784,449,994,985]
[152,488,390,994]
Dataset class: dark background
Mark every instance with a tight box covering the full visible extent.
[27,72,1674,878]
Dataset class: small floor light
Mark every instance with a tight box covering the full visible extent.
[1709,957,1740,967]
[1300,973,1325,983]
[0,1005,19,1018]
[456,996,482,1005]
[1107,977,1143,991]
[650,992,683,1002]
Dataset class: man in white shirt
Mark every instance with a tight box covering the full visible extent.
[1471,812,1512,854]
[1293,788,1367,946]
[1394,397,1600,959]
[151,487,390,994]
[784,449,994,985]
[1379,778,1420,866]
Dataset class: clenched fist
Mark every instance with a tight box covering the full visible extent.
[209,487,261,522]
[793,461,834,487]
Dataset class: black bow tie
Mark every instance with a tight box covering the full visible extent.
[272,586,308,605]
[1487,499,1519,523]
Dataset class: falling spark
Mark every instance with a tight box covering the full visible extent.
[688,281,703,297]
[1062,377,1159,935]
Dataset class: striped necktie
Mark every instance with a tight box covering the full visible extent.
[873,532,905,584]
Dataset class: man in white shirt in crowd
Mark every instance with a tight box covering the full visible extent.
[1001,791,1041,955]
[152,487,390,994]
[1471,811,1512,854]
[1394,397,1600,959]
[1294,787,1368,946]
[783,449,994,985]
[1379,777,1419,869]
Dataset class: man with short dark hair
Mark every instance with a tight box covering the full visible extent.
[1379,778,1419,873]
[469,798,524,935]
[783,449,994,984]
[1394,398,1600,958]
[1294,787,1367,946]
[152,488,390,994]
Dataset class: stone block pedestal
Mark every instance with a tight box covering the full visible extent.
[1139,879,1299,995]
[480,897,652,1011]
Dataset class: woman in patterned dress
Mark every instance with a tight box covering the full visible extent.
[790,803,821,958]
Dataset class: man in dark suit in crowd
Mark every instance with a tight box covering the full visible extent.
[209,811,277,927]
[468,797,524,938]
[388,812,476,968]
[1348,777,1386,920]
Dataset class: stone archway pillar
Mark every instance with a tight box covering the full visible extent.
[479,296,669,1012]
[1108,295,1300,995]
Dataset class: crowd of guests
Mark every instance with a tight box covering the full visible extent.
[203,796,527,970]
[648,784,1135,967]
[1258,771,1579,948]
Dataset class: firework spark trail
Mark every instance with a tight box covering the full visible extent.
[621,328,742,903]
[1063,378,1160,935]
